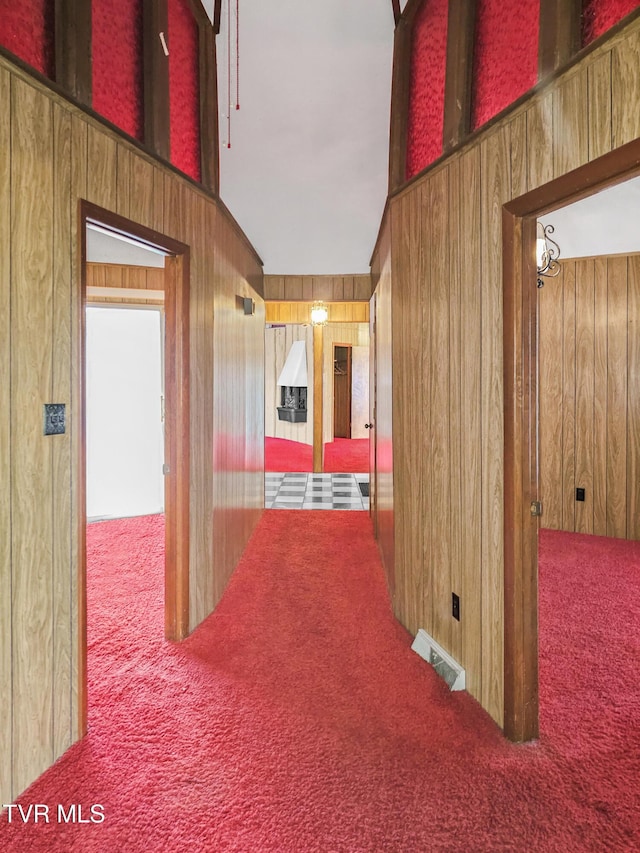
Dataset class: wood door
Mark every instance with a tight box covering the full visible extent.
[333,345,352,438]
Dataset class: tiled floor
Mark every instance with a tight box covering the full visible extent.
[265,473,370,510]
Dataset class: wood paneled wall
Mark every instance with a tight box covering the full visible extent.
[264,274,372,302]
[265,301,369,325]
[539,256,640,540]
[384,16,640,726]
[86,262,165,304]
[264,325,314,445]
[0,54,263,805]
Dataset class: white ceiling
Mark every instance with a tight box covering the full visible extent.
[539,175,640,259]
[204,0,394,275]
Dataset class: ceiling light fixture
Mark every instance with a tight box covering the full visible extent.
[310,301,328,326]
[536,222,561,288]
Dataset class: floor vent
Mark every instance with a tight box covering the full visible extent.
[411,629,466,691]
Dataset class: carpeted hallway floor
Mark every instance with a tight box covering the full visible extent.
[1,513,639,851]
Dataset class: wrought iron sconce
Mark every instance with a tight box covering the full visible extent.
[536,222,561,288]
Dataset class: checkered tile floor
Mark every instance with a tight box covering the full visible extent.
[265,473,370,511]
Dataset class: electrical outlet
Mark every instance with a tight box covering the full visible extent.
[452,592,460,622]
[576,487,585,502]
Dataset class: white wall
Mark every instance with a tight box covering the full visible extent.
[86,307,165,519]
[216,0,395,274]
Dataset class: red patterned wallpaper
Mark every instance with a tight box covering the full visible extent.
[92,0,144,141]
[582,0,640,45]
[471,0,540,130]
[0,0,54,78]
[405,0,449,180]
[169,0,201,183]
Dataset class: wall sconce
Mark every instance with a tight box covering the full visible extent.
[536,222,561,288]
[310,301,328,325]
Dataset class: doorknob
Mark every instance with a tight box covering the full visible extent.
[365,423,374,429]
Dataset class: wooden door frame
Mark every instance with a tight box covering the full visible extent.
[78,200,190,736]
[502,138,640,742]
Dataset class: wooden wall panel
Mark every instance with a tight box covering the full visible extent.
[428,168,451,652]
[11,77,55,797]
[574,259,596,534]
[383,11,640,731]
[606,257,628,538]
[0,53,264,805]
[628,257,640,540]
[391,187,424,637]
[447,158,462,665]
[265,301,369,325]
[561,262,576,531]
[539,265,564,529]
[593,257,608,535]
[553,70,589,177]
[52,103,73,760]
[611,26,640,149]
[0,65,12,804]
[264,274,372,302]
[588,53,612,161]
[459,147,482,702]
[539,257,639,540]
[479,128,509,726]
[86,124,117,211]
[86,262,165,304]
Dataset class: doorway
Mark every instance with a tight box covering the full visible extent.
[78,201,190,736]
[333,344,352,438]
[503,139,640,742]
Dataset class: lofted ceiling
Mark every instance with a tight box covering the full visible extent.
[202,0,395,275]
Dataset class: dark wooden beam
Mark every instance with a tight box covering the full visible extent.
[213,0,222,35]
[388,0,425,192]
[54,0,92,107]
[443,0,476,152]
[198,20,219,194]
[538,0,582,81]
[143,0,170,161]
[391,0,401,26]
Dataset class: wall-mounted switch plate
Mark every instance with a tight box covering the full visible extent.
[452,592,460,622]
[576,487,585,502]
[44,404,66,435]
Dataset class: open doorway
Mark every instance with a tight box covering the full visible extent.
[333,344,352,438]
[78,202,190,736]
[503,140,640,742]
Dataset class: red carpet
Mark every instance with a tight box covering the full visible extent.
[2,518,639,851]
[265,436,369,473]
[264,436,312,471]
[323,438,369,473]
